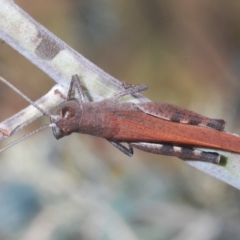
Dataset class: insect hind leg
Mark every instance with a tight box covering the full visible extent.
[137,103,226,131]
[129,142,220,164]
[204,119,225,131]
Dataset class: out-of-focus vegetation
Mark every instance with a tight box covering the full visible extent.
[1,0,240,239]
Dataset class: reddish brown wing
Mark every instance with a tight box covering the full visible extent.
[109,110,240,153]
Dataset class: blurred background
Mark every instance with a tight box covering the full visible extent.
[1,0,240,239]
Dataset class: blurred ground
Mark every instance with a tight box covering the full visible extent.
[1,1,240,239]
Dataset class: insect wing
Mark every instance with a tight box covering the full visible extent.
[111,109,240,153]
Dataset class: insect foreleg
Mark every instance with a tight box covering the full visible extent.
[109,141,133,157]
[129,142,220,164]
[69,75,88,103]
[54,75,88,103]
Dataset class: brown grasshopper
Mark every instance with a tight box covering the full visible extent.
[1,75,239,164]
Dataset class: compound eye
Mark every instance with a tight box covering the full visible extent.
[61,106,75,119]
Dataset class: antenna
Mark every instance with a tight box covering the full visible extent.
[0,76,52,117]
[0,76,61,153]
[0,123,55,153]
